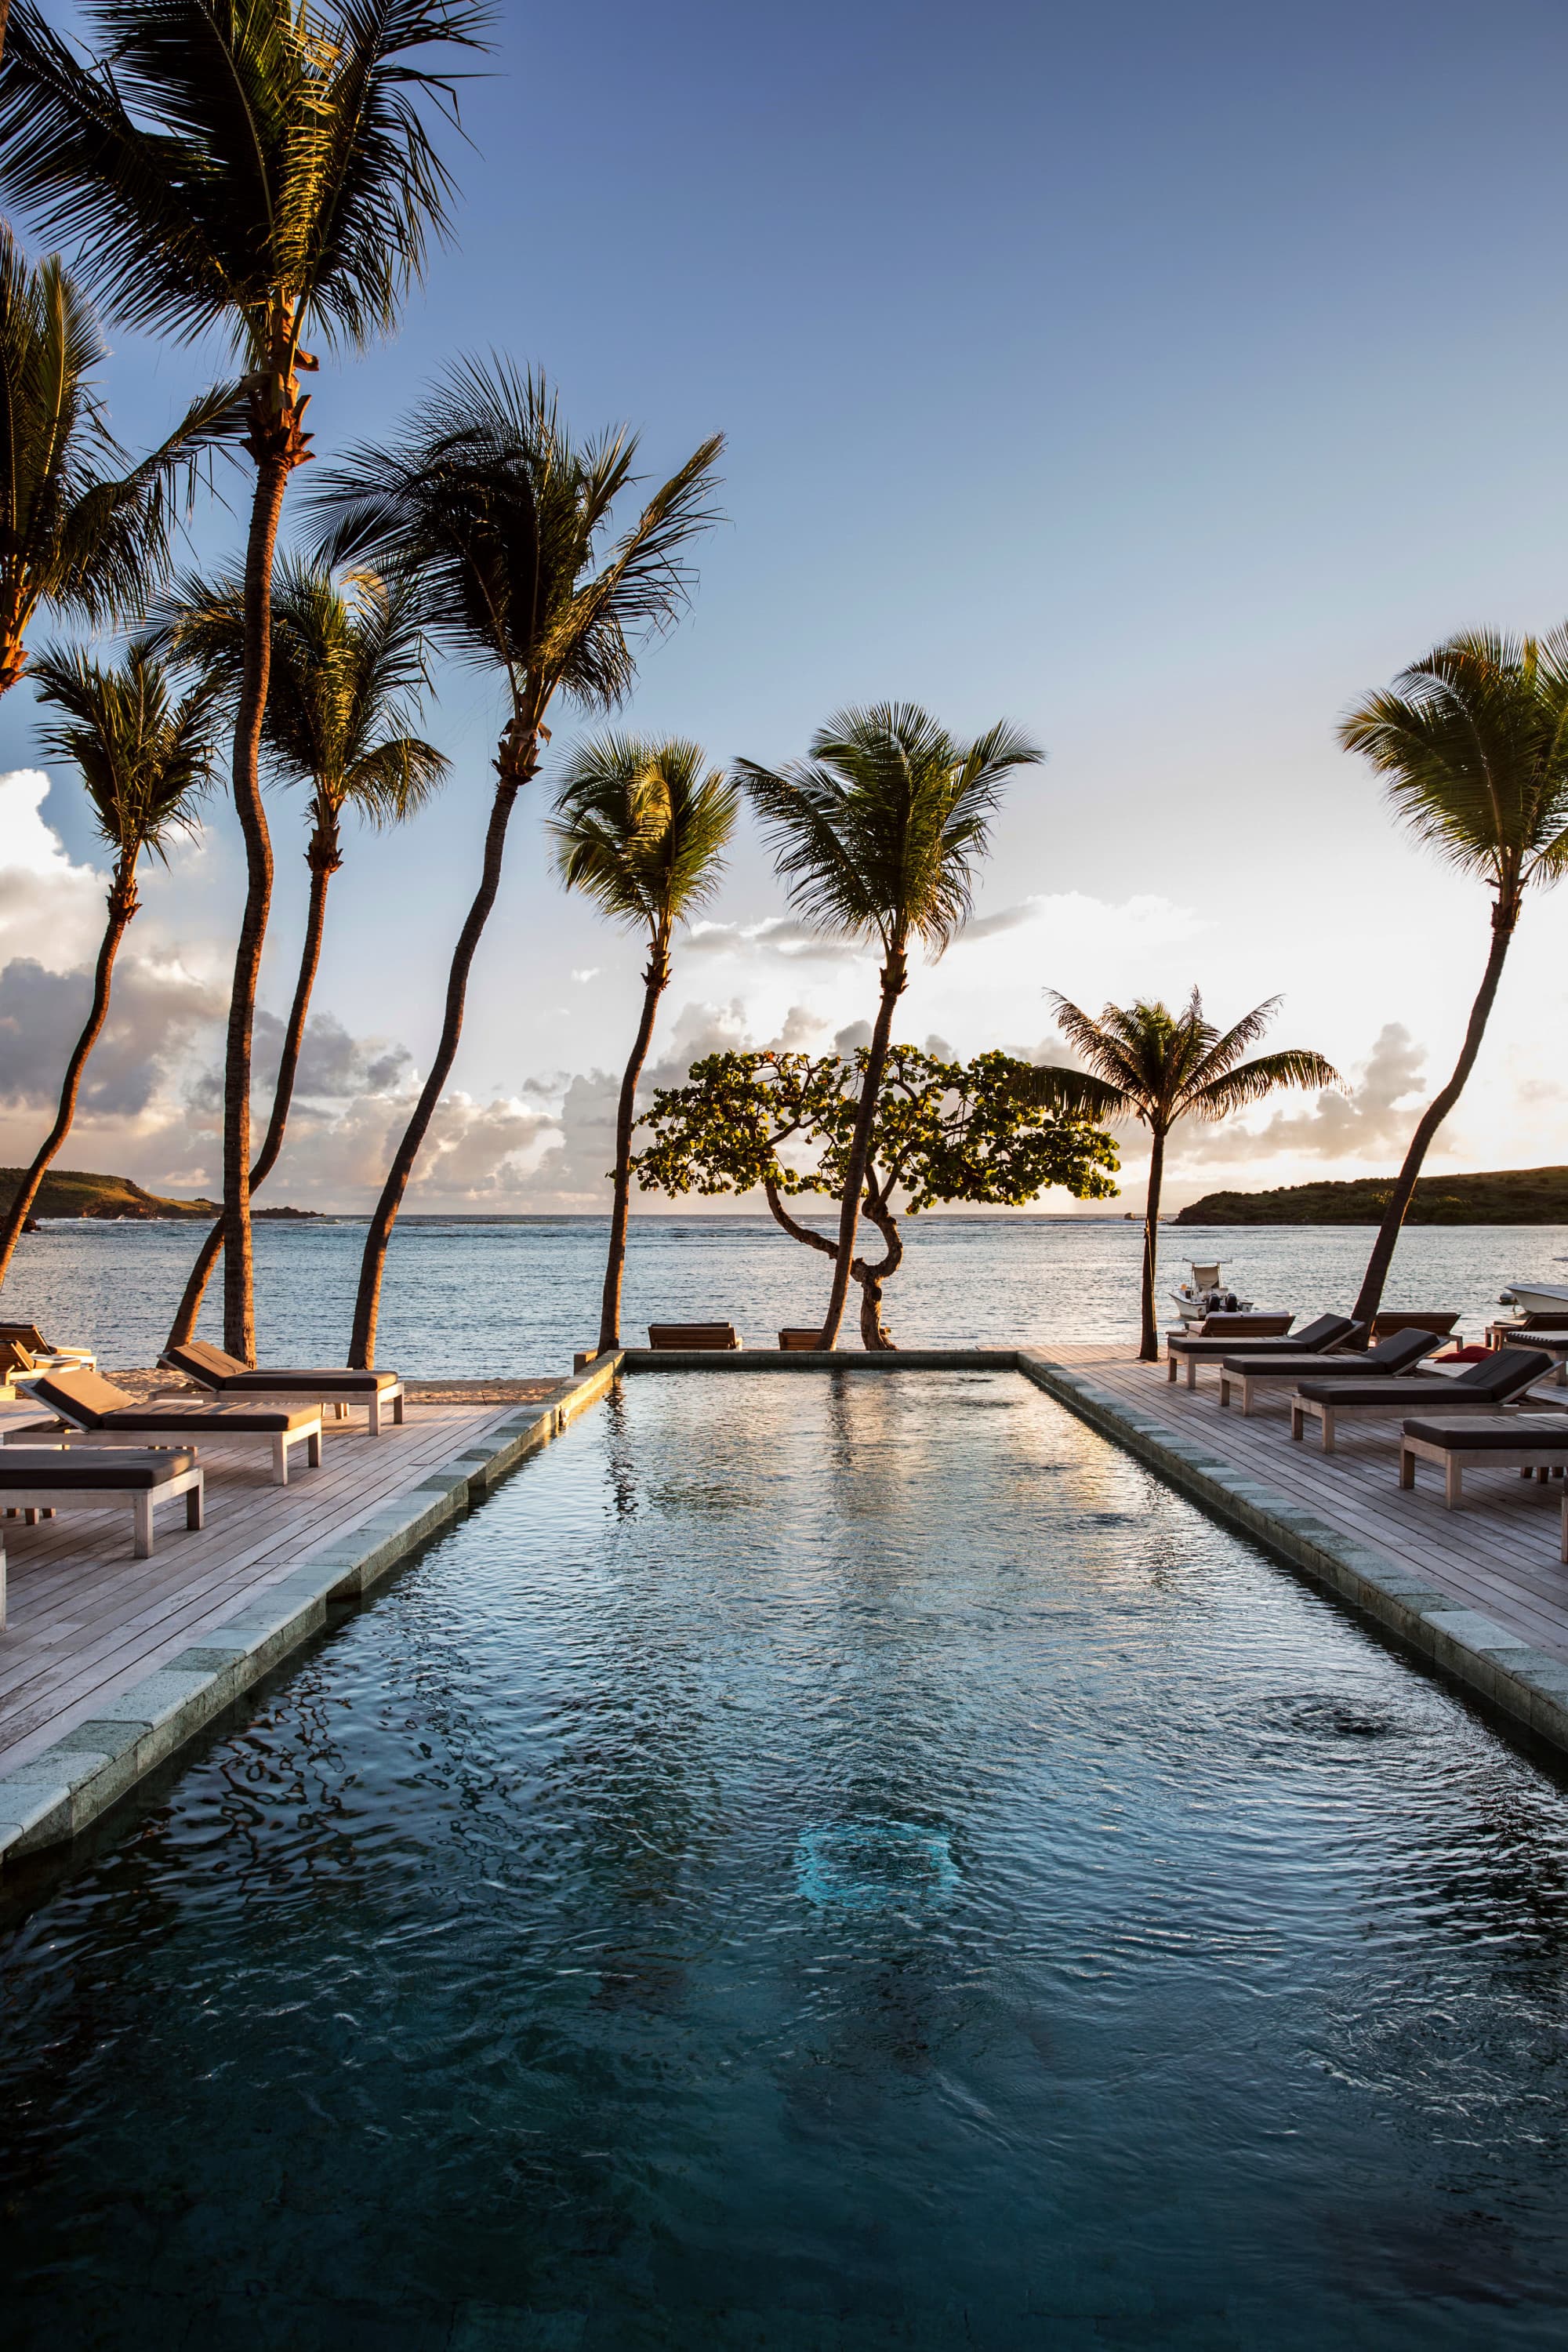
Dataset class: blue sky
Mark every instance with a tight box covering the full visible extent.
[3,0,1567,1209]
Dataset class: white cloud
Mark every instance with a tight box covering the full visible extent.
[0,768,110,972]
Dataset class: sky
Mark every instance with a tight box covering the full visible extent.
[2,0,1567,1214]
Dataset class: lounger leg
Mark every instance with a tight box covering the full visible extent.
[368,1395,382,1437]
[1186,1359,1197,1389]
[1218,1377,1229,1410]
[1399,1446,1414,1490]
[1319,1410,1335,1454]
[133,1493,154,1559]
[1445,1461,1463,1510]
[1290,1403,1305,1442]
[273,1434,289,1486]
[1167,1356,1178,1383]
[392,1393,404,1426]
[307,1429,321,1468]
[187,1479,203,1531]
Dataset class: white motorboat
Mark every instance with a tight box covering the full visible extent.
[1497,1280,1568,1315]
[1169,1262,1255,1325]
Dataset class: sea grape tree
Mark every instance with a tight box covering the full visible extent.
[633,1047,1119,1349]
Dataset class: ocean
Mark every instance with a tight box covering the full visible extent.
[7,1214,1568,1376]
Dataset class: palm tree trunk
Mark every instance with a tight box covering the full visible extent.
[597,939,670,1353]
[349,762,530,1369]
[220,445,289,1363]
[816,949,906,1348]
[1352,905,1517,1327]
[0,880,134,1290]
[167,852,334,1350]
[1139,1126,1167,1362]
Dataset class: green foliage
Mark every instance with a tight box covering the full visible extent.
[1339,629,1568,906]
[309,360,724,743]
[28,637,212,879]
[156,557,447,835]
[1027,989,1340,1133]
[0,0,488,367]
[633,1046,1120,1214]
[551,735,738,939]
[0,225,239,682]
[735,703,1040,961]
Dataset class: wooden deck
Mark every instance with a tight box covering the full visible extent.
[0,1396,538,1780]
[1053,1345,1568,1667]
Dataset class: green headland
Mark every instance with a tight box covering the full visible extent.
[1176,1167,1568,1225]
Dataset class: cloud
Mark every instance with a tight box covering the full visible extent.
[0,953,224,1115]
[0,768,111,972]
[684,915,868,964]
[1181,1022,1427,1164]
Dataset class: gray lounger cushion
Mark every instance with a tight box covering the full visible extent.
[0,1446,198,1489]
[1402,1414,1568,1452]
[1171,1314,1351,1359]
[1221,1330,1433,1381]
[165,1340,397,1394]
[30,1368,318,1435]
[1295,1349,1554,1410]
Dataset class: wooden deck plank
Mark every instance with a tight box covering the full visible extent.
[1052,1346,1568,1666]
[0,1399,524,1777]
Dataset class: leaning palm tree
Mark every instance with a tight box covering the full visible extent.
[310,359,724,1367]
[1339,630,1568,1325]
[158,558,448,1348]
[551,735,738,1355]
[0,0,488,1361]
[1022,993,1339,1361]
[0,641,209,1289]
[0,226,239,699]
[737,703,1039,1349]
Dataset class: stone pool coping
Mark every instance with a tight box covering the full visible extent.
[0,1352,621,1868]
[7,1338,1566,1869]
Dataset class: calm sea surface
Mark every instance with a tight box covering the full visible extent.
[5,1372,1568,2347]
[7,1214,1568,1374]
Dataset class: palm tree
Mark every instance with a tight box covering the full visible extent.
[737,703,1039,1348]
[0,0,488,1361]
[0,225,239,699]
[158,557,448,1347]
[551,735,738,1355]
[1023,993,1338,1360]
[1339,630,1568,1325]
[0,641,209,1287]
[310,359,724,1367]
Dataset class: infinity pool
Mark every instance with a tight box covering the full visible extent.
[5,1372,1568,2348]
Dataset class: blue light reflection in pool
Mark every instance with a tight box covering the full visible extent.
[4,1370,1568,2349]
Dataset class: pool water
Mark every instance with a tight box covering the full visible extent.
[5,1372,1568,2348]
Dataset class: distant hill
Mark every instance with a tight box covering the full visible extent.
[1176,1167,1568,1225]
[0,1167,216,1221]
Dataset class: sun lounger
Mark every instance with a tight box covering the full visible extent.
[0,1445,201,1565]
[0,1321,96,1372]
[1218,1327,1434,1414]
[1165,1312,1348,1388]
[779,1328,826,1351]
[161,1338,405,1434]
[1495,1327,1568,1388]
[15,1369,322,1486]
[1368,1311,1459,1343]
[1290,1348,1556,1453]
[1398,1414,1568,1510]
[647,1323,741,1351]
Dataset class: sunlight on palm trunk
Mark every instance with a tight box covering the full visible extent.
[1340,630,1568,1326]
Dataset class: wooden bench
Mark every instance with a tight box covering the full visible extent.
[779,1328,825,1351]
[0,1446,202,1594]
[646,1323,741,1351]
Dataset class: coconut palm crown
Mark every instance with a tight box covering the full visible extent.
[1025,992,1339,1360]
[0,638,210,1288]
[1338,627,1568,1323]
[736,702,1040,1348]
[308,357,724,1366]
[551,733,739,1354]
[0,226,238,695]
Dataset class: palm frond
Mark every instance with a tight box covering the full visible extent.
[739,702,1039,959]
[30,634,213,862]
[551,732,737,935]
[1184,1048,1341,1121]
[1175,993,1283,1105]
